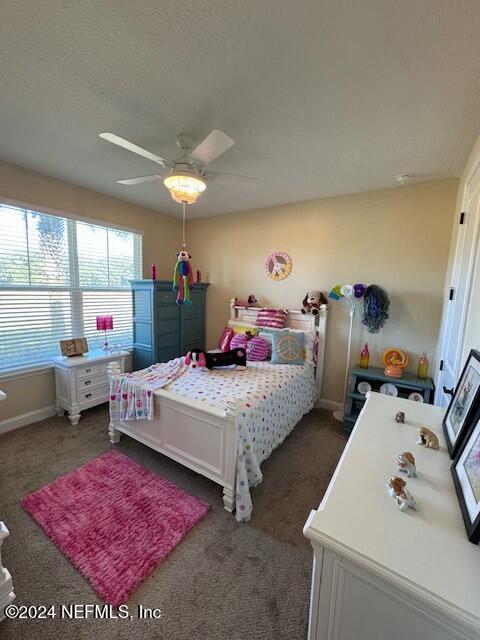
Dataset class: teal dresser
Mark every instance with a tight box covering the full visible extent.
[130,280,209,370]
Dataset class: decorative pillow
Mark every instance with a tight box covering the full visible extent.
[218,326,234,352]
[256,308,288,329]
[229,323,259,336]
[271,330,305,365]
[230,333,249,350]
[246,335,270,361]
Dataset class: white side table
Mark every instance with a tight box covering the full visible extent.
[52,350,128,425]
[0,524,15,621]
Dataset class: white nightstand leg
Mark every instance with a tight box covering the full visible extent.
[109,422,121,443]
[68,408,81,426]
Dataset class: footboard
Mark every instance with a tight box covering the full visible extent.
[108,365,237,512]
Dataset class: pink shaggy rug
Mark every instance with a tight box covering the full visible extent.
[22,450,209,605]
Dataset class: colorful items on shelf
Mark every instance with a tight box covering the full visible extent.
[387,476,417,512]
[301,290,328,315]
[151,264,157,280]
[196,269,201,284]
[417,426,439,450]
[397,452,417,477]
[383,348,409,378]
[417,350,429,380]
[359,343,369,369]
[233,295,258,307]
[185,348,246,370]
[173,250,193,305]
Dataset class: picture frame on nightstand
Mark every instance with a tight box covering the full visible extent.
[443,349,480,459]
[59,337,89,357]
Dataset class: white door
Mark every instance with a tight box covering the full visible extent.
[435,165,480,406]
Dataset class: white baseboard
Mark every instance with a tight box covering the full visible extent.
[316,398,343,413]
[0,405,56,435]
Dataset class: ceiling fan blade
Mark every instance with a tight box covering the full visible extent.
[117,175,164,185]
[206,171,259,188]
[99,132,167,166]
[190,130,234,165]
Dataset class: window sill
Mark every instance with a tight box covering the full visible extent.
[0,349,133,382]
[0,362,54,382]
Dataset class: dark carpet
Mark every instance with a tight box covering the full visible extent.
[0,406,345,640]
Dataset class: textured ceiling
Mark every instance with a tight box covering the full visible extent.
[1,1,480,218]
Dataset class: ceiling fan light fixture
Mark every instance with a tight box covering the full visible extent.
[164,170,206,205]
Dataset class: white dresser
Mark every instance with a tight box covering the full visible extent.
[304,392,480,640]
[52,350,128,425]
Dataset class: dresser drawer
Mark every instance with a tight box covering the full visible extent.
[78,384,109,406]
[76,372,106,391]
[77,362,108,379]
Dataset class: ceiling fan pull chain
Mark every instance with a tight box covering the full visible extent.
[182,202,186,248]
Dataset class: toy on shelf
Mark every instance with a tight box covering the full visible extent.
[395,411,406,424]
[417,426,439,450]
[417,350,429,380]
[234,295,258,307]
[397,452,417,477]
[387,476,417,512]
[383,348,409,378]
[173,249,194,305]
[151,264,157,280]
[185,348,246,370]
[359,343,369,369]
[196,269,201,284]
[301,290,328,315]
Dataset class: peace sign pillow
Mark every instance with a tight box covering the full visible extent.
[271,330,305,365]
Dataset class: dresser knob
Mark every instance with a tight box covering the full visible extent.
[85,368,91,373]
[443,386,454,397]
[85,393,92,399]
[84,380,91,386]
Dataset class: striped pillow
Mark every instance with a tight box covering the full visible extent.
[230,333,248,350]
[256,308,288,329]
[246,336,270,361]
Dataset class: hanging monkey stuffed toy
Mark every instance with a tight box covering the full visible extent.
[173,249,193,305]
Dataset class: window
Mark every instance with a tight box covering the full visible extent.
[0,204,142,371]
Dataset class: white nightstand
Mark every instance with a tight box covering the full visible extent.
[52,350,128,425]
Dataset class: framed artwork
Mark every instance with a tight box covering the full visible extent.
[443,349,480,458]
[60,337,88,357]
[264,252,292,281]
[451,415,480,544]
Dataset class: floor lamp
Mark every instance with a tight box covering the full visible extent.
[332,288,361,422]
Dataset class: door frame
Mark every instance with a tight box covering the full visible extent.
[435,158,480,404]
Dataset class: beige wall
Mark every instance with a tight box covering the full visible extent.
[189,179,457,403]
[0,161,179,422]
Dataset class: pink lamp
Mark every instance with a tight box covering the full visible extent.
[96,315,113,351]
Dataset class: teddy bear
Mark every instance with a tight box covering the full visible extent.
[301,290,328,315]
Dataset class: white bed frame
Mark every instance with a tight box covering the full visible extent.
[108,302,327,513]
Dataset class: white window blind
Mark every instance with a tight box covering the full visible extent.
[0,204,142,370]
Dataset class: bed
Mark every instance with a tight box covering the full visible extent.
[108,301,327,521]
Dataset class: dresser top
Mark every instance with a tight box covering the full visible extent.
[304,392,480,626]
[51,349,129,367]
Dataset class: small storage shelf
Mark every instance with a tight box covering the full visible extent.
[344,365,434,436]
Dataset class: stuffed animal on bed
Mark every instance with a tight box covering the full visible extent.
[173,250,194,305]
[301,290,328,315]
[185,348,247,370]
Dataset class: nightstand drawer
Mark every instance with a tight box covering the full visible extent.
[78,384,109,406]
[76,372,106,391]
[77,363,108,379]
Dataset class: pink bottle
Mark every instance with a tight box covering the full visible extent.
[360,343,369,369]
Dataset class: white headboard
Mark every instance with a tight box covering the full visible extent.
[229,300,328,405]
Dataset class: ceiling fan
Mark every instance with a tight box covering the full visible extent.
[99,130,258,204]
